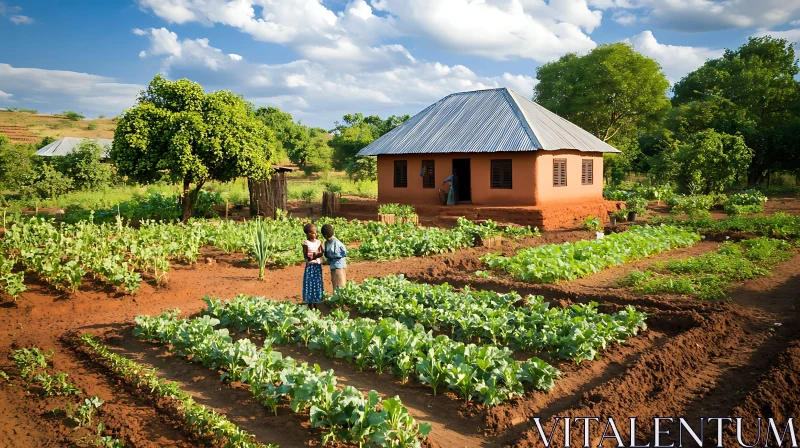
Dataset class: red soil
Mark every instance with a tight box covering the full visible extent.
[1,225,799,447]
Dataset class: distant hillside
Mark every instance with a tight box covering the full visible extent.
[0,111,116,144]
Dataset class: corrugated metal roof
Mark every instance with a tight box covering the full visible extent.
[34,137,112,158]
[358,88,620,156]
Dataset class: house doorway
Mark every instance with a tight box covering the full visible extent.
[452,158,471,202]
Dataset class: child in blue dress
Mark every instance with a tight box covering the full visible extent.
[301,223,324,309]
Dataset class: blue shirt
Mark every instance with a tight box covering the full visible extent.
[324,237,347,270]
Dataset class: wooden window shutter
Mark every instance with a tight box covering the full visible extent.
[491,159,512,189]
[553,159,567,187]
[581,159,593,185]
[394,160,408,188]
[422,160,435,188]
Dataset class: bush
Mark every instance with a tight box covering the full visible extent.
[87,123,97,131]
[22,164,74,199]
[724,190,767,215]
[0,136,36,190]
[300,188,316,205]
[53,140,113,190]
[194,190,224,218]
[668,194,727,216]
[345,157,377,181]
[603,188,633,201]
[674,130,752,194]
[62,111,85,121]
[625,196,648,215]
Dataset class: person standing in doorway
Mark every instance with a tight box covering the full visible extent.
[442,169,459,205]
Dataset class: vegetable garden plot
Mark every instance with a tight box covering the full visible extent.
[133,311,431,448]
[620,237,796,300]
[76,335,269,448]
[481,225,701,283]
[328,275,648,363]
[0,215,521,297]
[203,295,560,406]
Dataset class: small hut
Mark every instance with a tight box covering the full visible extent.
[248,166,294,218]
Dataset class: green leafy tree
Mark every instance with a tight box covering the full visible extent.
[37,136,56,149]
[672,36,800,184]
[112,75,277,221]
[62,111,85,121]
[22,163,74,199]
[54,139,113,190]
[254,106,294,163]
[0,134,36,190]
[675,130,753,194]
[329,113,375,170]
[345,157,377,182]
[534,42,671,144]
[330,113,409,172]
[302,128,333,173]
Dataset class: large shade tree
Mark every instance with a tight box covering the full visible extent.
[672,36,800,185]
[534,42,671,145]
[112,75,277,221]
[329,113,409,178]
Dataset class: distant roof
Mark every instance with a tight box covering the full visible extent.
[358,88,620,156]
[34,137,113,158]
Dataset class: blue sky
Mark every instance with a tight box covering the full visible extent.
[1,0,799,128]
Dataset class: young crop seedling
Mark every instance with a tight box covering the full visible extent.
[33,372,82,396]
[12,347,52,380]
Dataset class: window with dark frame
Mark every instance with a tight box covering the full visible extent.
[581,159,593,185]
[422,160,435,188]
[490,159,512,189]
[553,159,567,187]
[394,160,408,188]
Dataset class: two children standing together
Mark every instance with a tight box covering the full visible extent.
[301,223,347,309]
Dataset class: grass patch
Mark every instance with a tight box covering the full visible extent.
[619,238,795,300]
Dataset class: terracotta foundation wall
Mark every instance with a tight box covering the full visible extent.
[377,153,537,206]
[534,150,604,205]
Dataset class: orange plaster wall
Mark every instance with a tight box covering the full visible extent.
[377,153,536,206]
[533,150,604,205]
[376,150,603,206]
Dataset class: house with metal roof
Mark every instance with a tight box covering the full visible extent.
[34,137,113,159]
[358,87,620,207]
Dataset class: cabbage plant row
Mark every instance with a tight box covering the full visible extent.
[78,334,270,448]
[204,295,560,406]
[481,225,702,283]
[0,215,511,295]
[329,275,648,363]
[133,310,431,448]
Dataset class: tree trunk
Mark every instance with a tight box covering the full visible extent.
[190,179,206,218]
[181,178,192,222]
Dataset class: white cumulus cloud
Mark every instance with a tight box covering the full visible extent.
[9,14,33,24]
[627,30,724,83]
[755,28,800,44]
[0,89,13,100]
[136,0,604,64]
[592,0,800,32]
[228,53,243,61]
[0,63,142,116]
[133,28,537,126]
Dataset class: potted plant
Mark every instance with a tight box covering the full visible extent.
[583,216,604,239]
[398,205,418,225]
[377,203,401,225]
[625,197,648,222]
[610,208,628,226]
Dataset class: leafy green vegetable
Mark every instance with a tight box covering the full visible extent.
[481,225,700,283]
